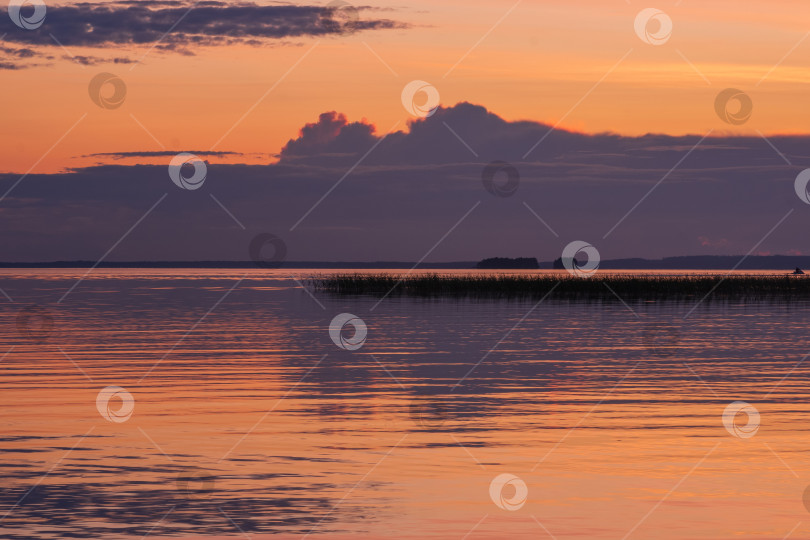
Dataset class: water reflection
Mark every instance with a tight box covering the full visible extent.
[1,270,810,538]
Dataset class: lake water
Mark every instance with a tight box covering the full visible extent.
[1,269,810,539]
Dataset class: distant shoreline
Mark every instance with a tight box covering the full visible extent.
[0,261,477,269]
[0,254,809,270]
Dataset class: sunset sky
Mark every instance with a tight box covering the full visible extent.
[3,0,810,261]
[3,0,810,173]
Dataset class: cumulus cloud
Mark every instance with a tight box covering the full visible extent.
[281,112,378,159]
[0,103,807,263]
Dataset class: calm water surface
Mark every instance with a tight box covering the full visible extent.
[1,269,809,539]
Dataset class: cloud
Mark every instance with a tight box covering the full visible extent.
[85,150,242,160]
[0,1,404,68]
[1,45,37,58]
[1,102,808,263]
[281,112,377,159]
[1,1,407,49]
[67,55,135,66]
[0,44,55,69]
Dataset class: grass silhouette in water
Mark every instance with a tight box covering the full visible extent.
[309,273,810,301]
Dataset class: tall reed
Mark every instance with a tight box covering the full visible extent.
[308,273,810,301]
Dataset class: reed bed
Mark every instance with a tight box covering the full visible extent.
[308,273,810,301]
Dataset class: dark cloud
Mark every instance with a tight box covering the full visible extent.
[1,45,37,58]
[1,1,407,49]
[1,103,808,263]
[281,111,377,159]
[0,45,52,68]
[66,55,135,66]
[85,150,242,159]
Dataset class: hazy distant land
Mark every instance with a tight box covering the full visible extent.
[2,255,810,270]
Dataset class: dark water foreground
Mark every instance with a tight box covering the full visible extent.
[2,269,810,539]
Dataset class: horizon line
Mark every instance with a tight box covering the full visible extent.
[1,253,809,270]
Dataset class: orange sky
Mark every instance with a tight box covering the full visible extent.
[3,0,810,174]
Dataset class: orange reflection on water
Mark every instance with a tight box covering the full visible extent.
[0,270,809,538]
